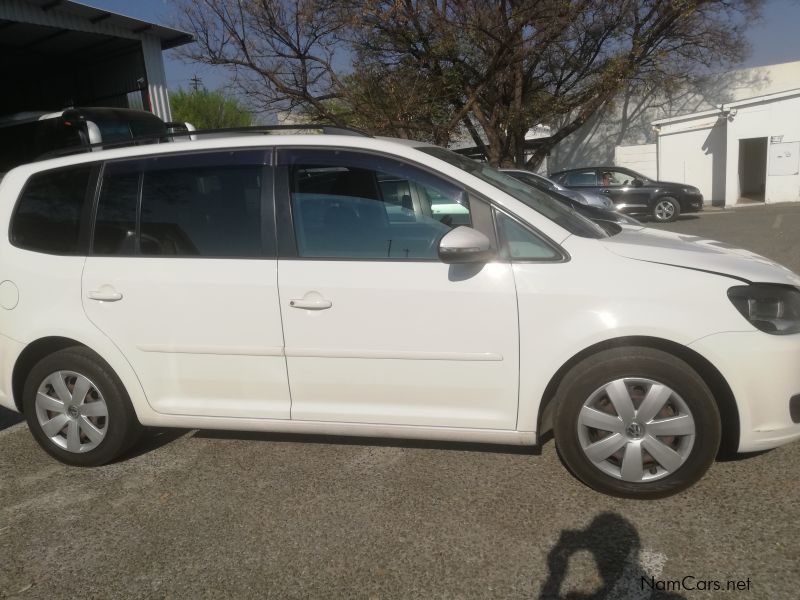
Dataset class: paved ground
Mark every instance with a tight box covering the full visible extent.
[2,204,799,599]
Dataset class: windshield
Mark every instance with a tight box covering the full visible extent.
[620,168,649,183]
[419,147,608,239]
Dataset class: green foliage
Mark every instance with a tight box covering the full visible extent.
[170,88,253,129]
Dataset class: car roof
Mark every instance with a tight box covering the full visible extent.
[0,111,50,128]
[0,107,165,128]
[500,169,548,177]
[551,166,633,175]
[12,134,402,171]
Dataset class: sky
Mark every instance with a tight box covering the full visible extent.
[82,0,800,92]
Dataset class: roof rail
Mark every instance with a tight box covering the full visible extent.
[33,123,372,162]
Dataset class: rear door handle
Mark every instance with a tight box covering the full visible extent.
[601,189,611,194]
[87,288,123,302]
[289,297,332,310]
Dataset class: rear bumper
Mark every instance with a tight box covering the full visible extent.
[689,331,800,452]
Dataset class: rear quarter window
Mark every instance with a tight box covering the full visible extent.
[10,166,92,254]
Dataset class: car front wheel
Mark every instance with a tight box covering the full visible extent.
[553,347,721,498]
[652,197,680,222]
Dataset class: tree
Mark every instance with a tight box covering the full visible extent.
[174,0,762,167]
[170,88,253,129]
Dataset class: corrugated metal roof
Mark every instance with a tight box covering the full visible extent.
[3,0,193,49]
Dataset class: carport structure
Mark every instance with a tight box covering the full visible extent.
[0,0,192,121]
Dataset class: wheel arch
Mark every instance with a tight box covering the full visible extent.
[536,336,740,454]
[11,336,149,423]
[12,337,86,412]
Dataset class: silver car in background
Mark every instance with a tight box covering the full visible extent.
[502,169,616,210]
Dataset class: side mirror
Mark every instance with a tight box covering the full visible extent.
[438,226,494,264]
[632,178,644,187]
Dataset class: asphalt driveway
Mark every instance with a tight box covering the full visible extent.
[1,203,799,599]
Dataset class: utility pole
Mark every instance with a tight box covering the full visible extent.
[190,75,203,92]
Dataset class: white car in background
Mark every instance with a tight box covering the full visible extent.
[0,131,798,498]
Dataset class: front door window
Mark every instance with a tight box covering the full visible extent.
[284,150,471,260]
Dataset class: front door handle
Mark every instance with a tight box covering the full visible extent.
[289,297,332,310]
[87,288,123,302]
[601,189,611,194]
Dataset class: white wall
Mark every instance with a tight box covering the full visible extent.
[725,94,800,205]
[656,115,726,205]
[615,144,657,179]
[550,60,800,173]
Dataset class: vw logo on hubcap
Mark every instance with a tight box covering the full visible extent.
[67,405,79,419]
[626,422,644,439]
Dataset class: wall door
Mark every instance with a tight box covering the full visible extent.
[82,150,291,419]
[275,149,520,430]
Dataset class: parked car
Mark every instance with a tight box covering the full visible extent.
[501,168,616,210]
[501,168,642,229]
[550,166,703,223]
[1,130,798,498]
[0,107,171,177]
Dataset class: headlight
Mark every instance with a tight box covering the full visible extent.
[727,284,800,335]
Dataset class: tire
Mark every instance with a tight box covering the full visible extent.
[22,347,142,466]
[652,196,680,222]
[553,347,720,499]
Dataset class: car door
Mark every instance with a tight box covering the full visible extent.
[82,149,292,419]
[599,169,652,209]
[275,148,520,430]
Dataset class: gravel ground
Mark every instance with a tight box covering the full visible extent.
[1,203,799,599]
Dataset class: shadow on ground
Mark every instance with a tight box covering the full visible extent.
[0,406,23,432]
[192,429,541,456]
[539,512,686,600]
[122,427,191,460]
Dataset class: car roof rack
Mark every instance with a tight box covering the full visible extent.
[33,123,372,162]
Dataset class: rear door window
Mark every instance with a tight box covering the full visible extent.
[93,150,270,258]
[93,161,140,255]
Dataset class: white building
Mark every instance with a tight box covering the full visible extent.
[550,60,800,206]
[653,89,800,207]
[0,0,193,121]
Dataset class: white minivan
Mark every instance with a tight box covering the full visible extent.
[0,131,798,498]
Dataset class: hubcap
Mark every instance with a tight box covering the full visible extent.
[655,201,675,221]
[34,371,109,453]
[625,422,644,439]
[576,378,695,483]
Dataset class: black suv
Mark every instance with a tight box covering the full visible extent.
[550,166,703,223]
[0,107,171,176]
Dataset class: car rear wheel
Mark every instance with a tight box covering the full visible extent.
[23,347,142,466]
[553,347,721,498]
[652,197,680,222]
